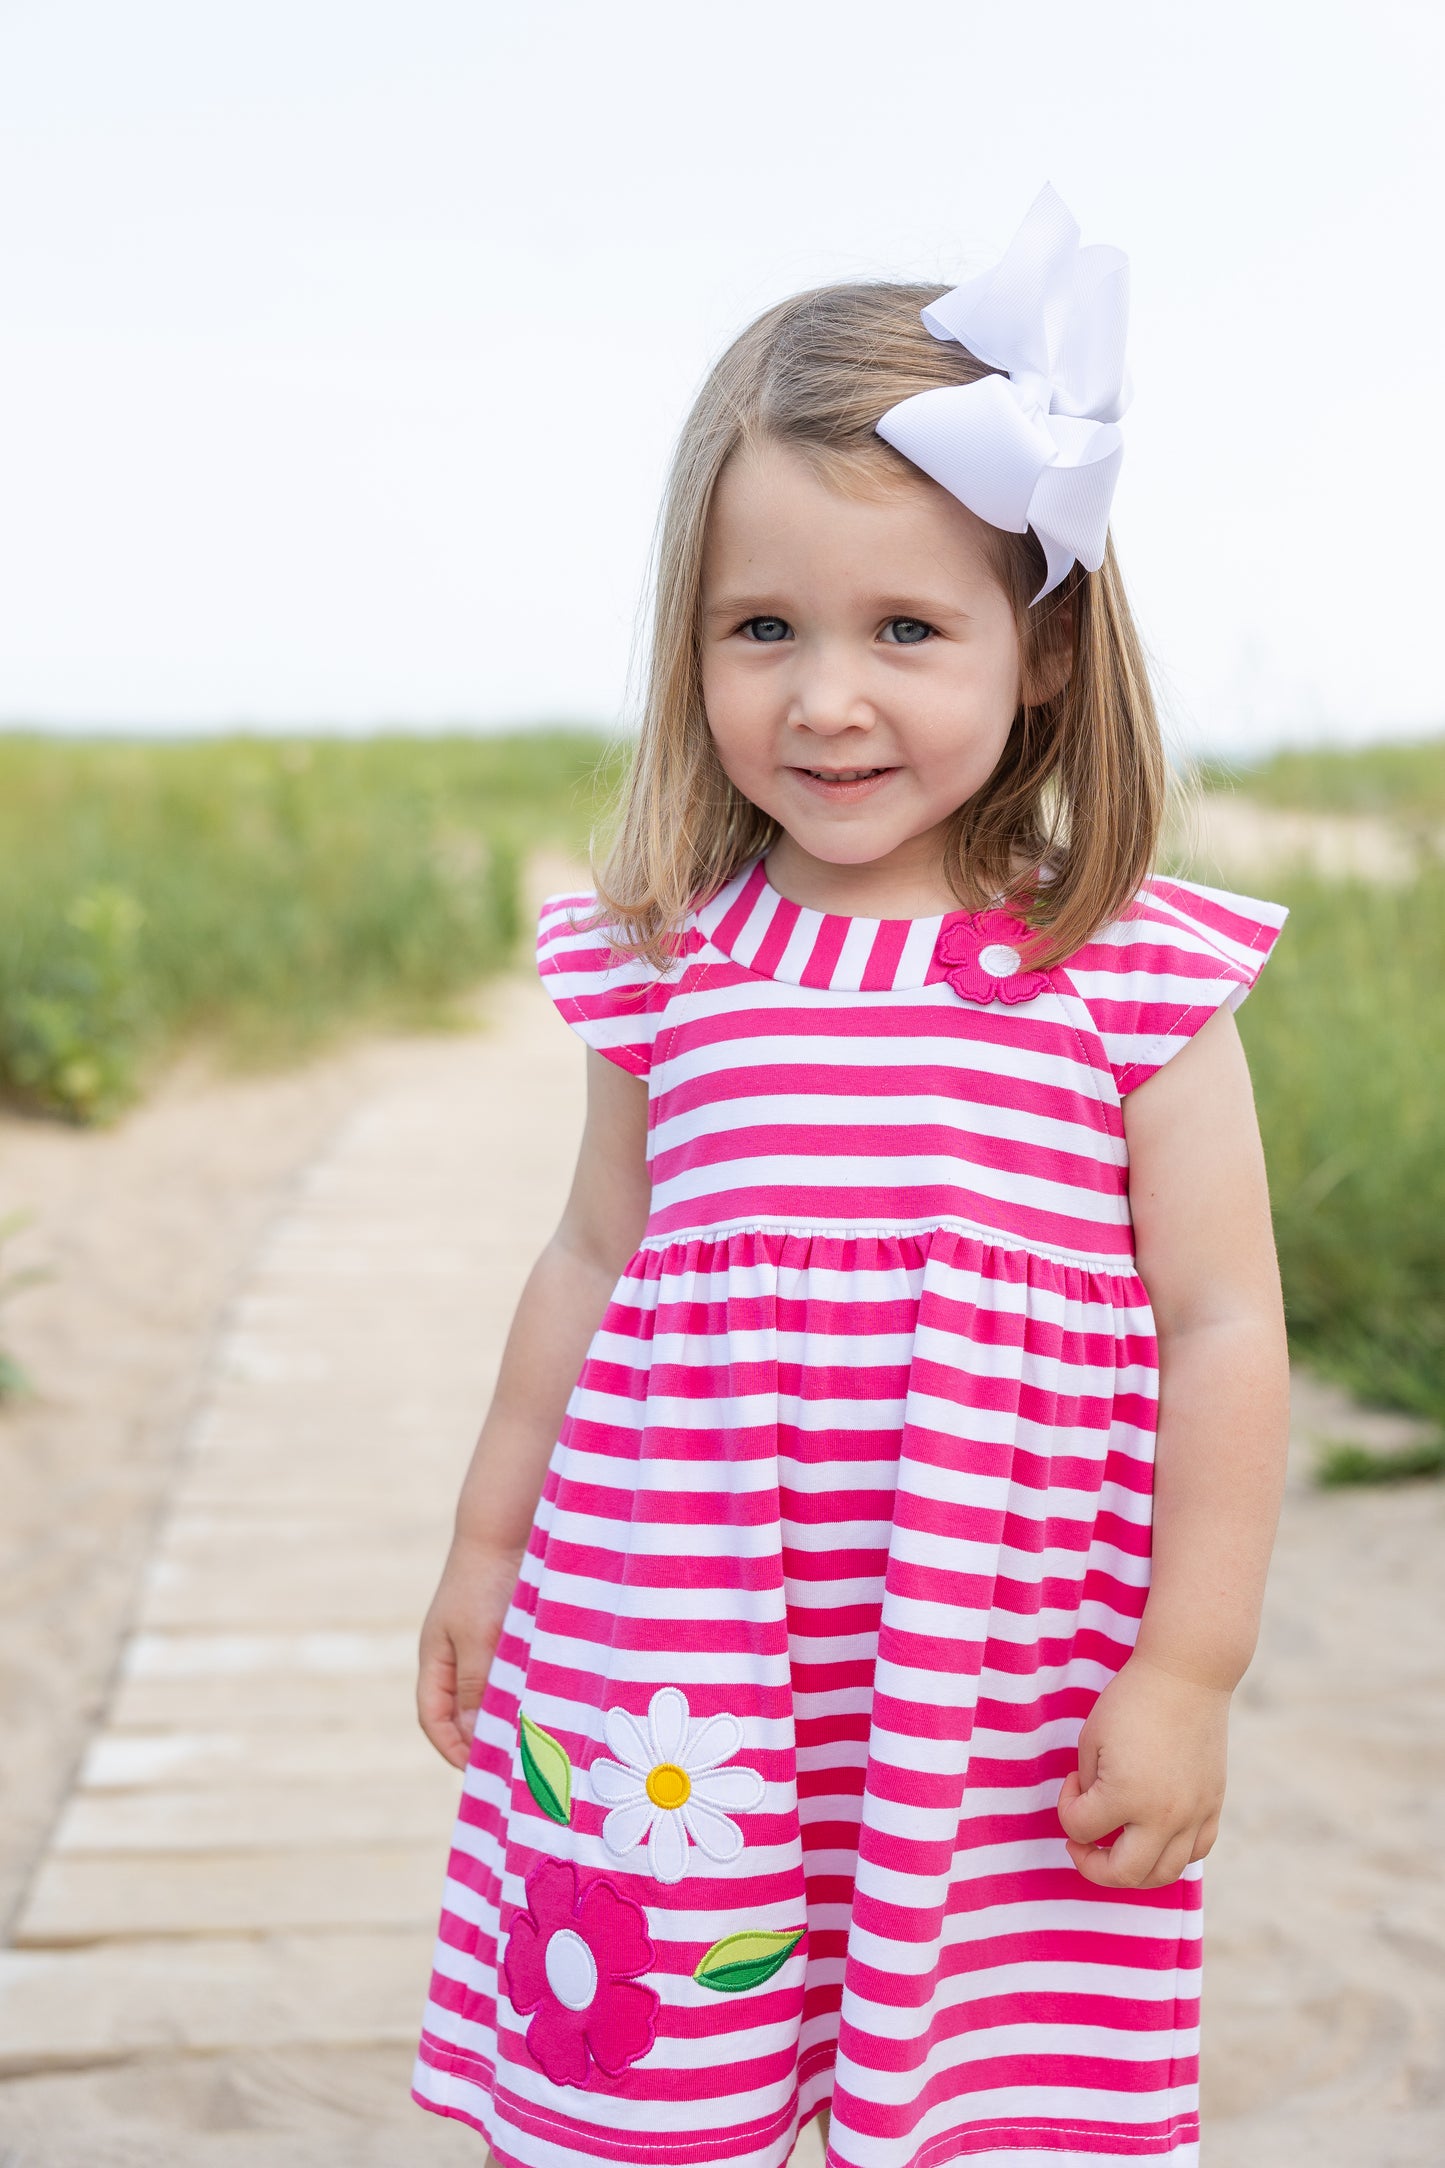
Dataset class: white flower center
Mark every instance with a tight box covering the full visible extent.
[978,942,1022,978]
[544,1927,598,2012]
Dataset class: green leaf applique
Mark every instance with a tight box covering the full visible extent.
[518,1711,573,1826]
[693,1927,804,1993]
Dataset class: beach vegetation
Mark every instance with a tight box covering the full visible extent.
[1196,734,1445,827]
[0,729,617,1122]
[1194,738,1445,1476]
[0,1211,45,1402]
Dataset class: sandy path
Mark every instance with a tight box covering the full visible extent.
[1176,791,1429,887]
[0,954,1441,2163]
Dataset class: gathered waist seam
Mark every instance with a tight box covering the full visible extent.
[636,1214,1140,1277]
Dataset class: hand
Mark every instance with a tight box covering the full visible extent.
[1056,1652,1230,1889]
[417,1534,526,1770]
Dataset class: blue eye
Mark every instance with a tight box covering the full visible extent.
[742,617,790,642]
[883,618,933,645]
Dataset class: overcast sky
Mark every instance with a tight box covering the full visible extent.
[1,0,1440,755]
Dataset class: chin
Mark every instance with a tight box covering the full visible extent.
[796,828,913,868]
[790,803,922,847]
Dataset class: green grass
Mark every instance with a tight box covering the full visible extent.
[1315,1436,1445,1486]
[0,1210,45,1401]
[0,729,617,1121]
[1180,733,1445,1462]
[1197,735,1445,825]
[1233,860,1445,1453]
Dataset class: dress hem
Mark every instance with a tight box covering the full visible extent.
[414,2031,831,2161]
[413,2036,1199,2165]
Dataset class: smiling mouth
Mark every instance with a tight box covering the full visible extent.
[795,766,892,781]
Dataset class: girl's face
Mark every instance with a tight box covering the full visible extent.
[700,438,1036,904]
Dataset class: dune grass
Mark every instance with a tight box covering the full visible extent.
[0,1211,44,1401]
[1232,862,1445,1455]
[1190,732,1445,1464]
[1197,735,1445,825]
[0,729,617,1122]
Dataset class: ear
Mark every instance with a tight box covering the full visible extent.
[1024,596,1074,705]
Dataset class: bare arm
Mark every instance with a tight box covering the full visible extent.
[418,1048,651,1766]
[1127,1005,1291,1689]
[1058,1003,1290,1886]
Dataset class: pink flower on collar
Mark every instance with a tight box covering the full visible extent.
[935,909,1051,1006]
[503,1857,658,2089]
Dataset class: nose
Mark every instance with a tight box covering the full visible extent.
[785,640,876,740]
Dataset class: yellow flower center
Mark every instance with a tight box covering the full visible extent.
[645,1761,691,1810]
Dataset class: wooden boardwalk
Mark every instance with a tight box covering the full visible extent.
[0,977,582,2160]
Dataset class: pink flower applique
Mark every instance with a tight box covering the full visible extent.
[502,1856,658,2089]
[935,909,1051,1006]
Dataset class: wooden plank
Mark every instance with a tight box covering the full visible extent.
[0,1931,439,2068]
[123,1630,416,1679]
[152,1526,445,1576]
[80,1727,449,1790]
[160,1513,445,1545]
[13,1844,447,1944]
[173,1474,470,1508]
[55,1776,458,1853]
[137,1552,439,1629]
[109,1670,412,1732]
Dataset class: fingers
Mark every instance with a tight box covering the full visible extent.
[417,1630,486,1771]
[1189,1816,1220,1863]
[1065,1819,1205,1890]
[1056,1770,1125,1847]
[417,1665,468,1770]
[1148,1831,1197,1888]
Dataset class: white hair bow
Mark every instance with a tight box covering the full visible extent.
[875,184,1131,602]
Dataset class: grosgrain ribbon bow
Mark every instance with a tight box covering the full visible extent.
[875,184,1131,602]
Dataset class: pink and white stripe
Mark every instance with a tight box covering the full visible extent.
[414,857,1284,2167]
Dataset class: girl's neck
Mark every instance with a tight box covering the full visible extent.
[763,828,992,921]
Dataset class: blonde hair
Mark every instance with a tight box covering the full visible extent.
[594,281,1166,971]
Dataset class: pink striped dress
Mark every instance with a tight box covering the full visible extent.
[413,855,1286,2168]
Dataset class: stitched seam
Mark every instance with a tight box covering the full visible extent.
[905,2114,1198,2154]
[545,985,652,1079]
[636,1215,1139,1275]
[1071,877,1281,1098]
[1148,879,1280,964]
[648,937,710,1078]
[1113,996,1227,1096]
[1050,964,1125,1115]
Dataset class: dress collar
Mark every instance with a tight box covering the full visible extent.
[694,856,959,994]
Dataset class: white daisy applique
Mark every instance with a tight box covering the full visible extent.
[590,1686,765,1885]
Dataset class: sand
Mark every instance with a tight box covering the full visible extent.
[0,901,1441,2164]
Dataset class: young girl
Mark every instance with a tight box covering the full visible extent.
[411,187,1290,2168]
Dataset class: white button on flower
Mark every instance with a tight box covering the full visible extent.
[590,1686,764,1885]
[977,942,1022,978]
[543,1926,599,2012]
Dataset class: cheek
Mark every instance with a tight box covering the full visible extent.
[969,624,1025,721]
[915,647,1020,767]
[701,657,763,768]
